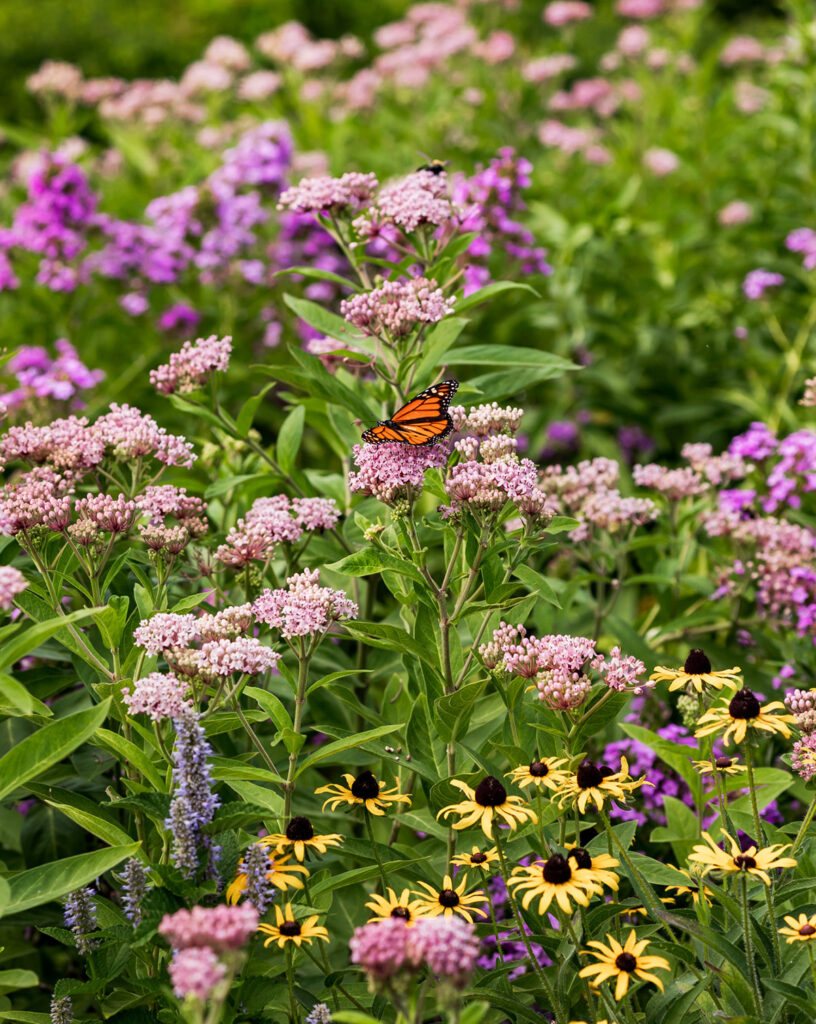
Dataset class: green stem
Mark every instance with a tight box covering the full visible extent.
[364,810,389,893]
[788,792,816,860]
[284,642,311,821]
[740,873,763,1017]
[742,738,766,846]
[285,945,299,1024]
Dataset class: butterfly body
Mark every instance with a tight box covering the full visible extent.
[362,379,459,446]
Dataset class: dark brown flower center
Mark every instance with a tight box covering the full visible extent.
[728,689,761,720]
[715,756,734,769]
[576,760,603,789]
[470,852,487,864]
[542,854,572,885]
[684,649,712,675]
[286,816,314,841]
[474,775,508,807]
[799,924,816,936]
[279,921,302,936]
[351,771,381,800]
[568,847,593,870]
[390,906,411,920]
[734,854,757,870]
[439,889,460,907]
[529,761,549,777]
[615,952,637,972]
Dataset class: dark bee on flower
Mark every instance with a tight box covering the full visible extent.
[416,158,447,175]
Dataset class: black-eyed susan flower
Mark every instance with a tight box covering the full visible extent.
[451,845,499,873]
[260,816,343,862]
[692,755,747,777]
[508,853,603,915]
[437,776,537,839]
[779,913,816,943]
[664,869,714,907]
[650,649,741,694]
[694,688,796,747]
[412,874,488,922]
[506,758,569,792]
[688,831,797,885]
[226,851,309,905]
[258,902,328,948]
[579,930,670,1001]
[566,846,620,893]
[556,757,649,814]
[315,770,411,816]
[365,887,427,925]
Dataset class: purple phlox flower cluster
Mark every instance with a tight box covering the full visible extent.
[158,303,202,334]
[253,568,358,639]
[278,172,379,214]
[729,421,778,461]
[540,458,658,541]
[544,2,593,26]
[168,947,226,1000]
[166,707,221,878]
[215,493,339,567]
[743,269,784,300]
[540,419,581,463]
[349,440,449,505]
[120,857,151,925]
[198,636,280,676]
[122,672,192,721]
[724,423,816,513]
[63,887,98,954]
[340,278,454,337]
[786,228,816,271]
[0,339,103,412]
[159,902,259,951]
[633,462,708,500]
[603,724,696,826]
[450,402,523,438]
[150,335,232,395]
[0,565,28,609]
[50,995,73,1024]
[237,842,277,913]
[134,612,199,656]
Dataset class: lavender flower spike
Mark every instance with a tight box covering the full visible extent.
[166,707,221,879]
[63,887,97,954]
[121,858,150,925]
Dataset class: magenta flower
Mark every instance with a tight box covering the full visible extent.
[349,440,449,505]
[350,918,410,984]
[743,269,784,300]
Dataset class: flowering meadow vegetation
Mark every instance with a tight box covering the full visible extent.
[3,1,816,1023]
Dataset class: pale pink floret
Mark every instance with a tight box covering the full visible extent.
[133,613,199,656]
[0,565,28,609]
[405,917,480,988]
[543,2,593,26]
[168,947,226,1000]
[349,441,449,504]
[122,672,192,721]
[253,568,358,639]
[341,278,454,337]
[159,903,259,952]
[350,918,409,982]
[198,637,280,676]
[277,172,378,214]
[150,335,232,396]
[633,462,708,499]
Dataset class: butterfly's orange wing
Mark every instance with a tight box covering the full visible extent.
[362,379,459,446]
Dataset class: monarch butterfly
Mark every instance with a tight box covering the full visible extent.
[362,379,459,446]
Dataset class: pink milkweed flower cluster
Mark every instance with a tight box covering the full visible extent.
[718,200,753,227]
[168,947,226,1000]
[549,78,640,119]
[679,443,750,487]
[253,568,358,639]
[632,462,708,500]
[348,440,450,506]
[643,147,679,176]
[743,269,784,300]
[450,403,524,438]
[801,378,816,407]
[161,903,258,1000]
[215,494,339,568]
[133,612,200,656]
[341,278,455,338]
[0,565,28,609]
[522,53,577,83]
[150,335,232,395]
[198,636,281,677]
[122,672,192,721]
[543,2,593,26]
[350,917,479,991]
[277,172,379,215]
[538,121,611,166]
[786,689,816,781]
[720,35,766,67]
[616,0,664,17]
[360,169,453,235]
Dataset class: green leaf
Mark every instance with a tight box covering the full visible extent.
[435,681,486,743]
[276,404,306,475]
[223,779,284,817]
[512,564,562,609]
[93,728,165,791]
[235,383,275,437]
[2,843,140,916]
[343,621,442,677]
[0,606,102,671]
[0,673,52,717]
[25,783,133,847]
[412,317,469,381]
[0,1013,51,1023]
[296,724,404,777]
[0,969,38,991]
[327,548,426,586]
[275,266,359,291]
[469,365,576,401]
[243,686,293,737]
[454,281,540,314]
[445,343,574,372]
[283,294,374,355]
[0,699,111,802]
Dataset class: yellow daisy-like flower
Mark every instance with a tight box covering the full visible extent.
[506,757,570,792]
[257,902,328,949]
[412,873,488,922]
[315,770,411,816]
[565,846,620,893]
[556,757,650,814]
[437,775,537,839]
[579,930,670,1001]
[508,853,604,916]
[451,845,499,873]
[226,850,309,905]
[692,756,747,777]
[694,688,796,747]
[259,816,343,862]
[779,913,816,944]
[664,869,714,906]
[688,831,797,886]
[365,887,427,926]
[650,649,742,694]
